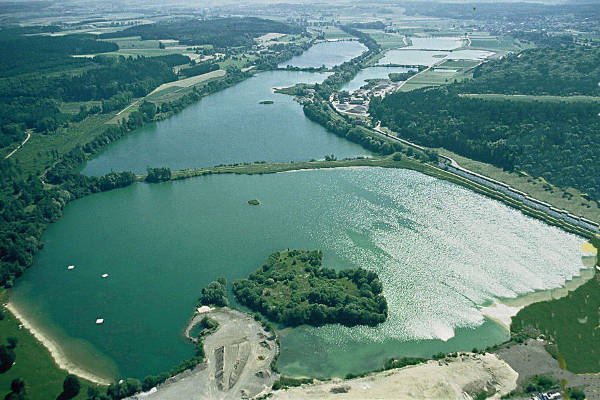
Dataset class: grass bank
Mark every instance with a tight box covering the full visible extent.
[0,291,99,400]
[511,236,600,373]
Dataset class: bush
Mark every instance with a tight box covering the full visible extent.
[0,344,16,372]
[199,279,228,307]
[61,374,81,399]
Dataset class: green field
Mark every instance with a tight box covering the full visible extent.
[0,292,96,400]
[312,26,354,40]
[469,36,525,51]
[438,59,481,69]
[9,112,117,176]
[512,241,600,374]
[358,29,407,49]
[59,101,103,115]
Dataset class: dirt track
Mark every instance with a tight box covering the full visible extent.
[132,308,278,400]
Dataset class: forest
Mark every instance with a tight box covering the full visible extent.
[101,17,303,49]
[0,27,117,78]
[0,53,189,148]
[233,250,388,327]
[369,45,600,202]
[465,47,600,96]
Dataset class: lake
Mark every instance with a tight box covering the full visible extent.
[278,40,367,68]
[378,50,449,66]
[340,66,415,92]
[82,71,369,176]
[12,168,587,380]
[406,37,464,50]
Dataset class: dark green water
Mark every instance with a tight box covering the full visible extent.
[12,168,585,380]
[82,71,369,176]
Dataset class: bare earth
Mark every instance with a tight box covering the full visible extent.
[495,338,600,400]
[130,308,278,400]
[270,353,517,400]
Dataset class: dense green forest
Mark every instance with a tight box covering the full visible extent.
[101,17,303,49]
[233,250,388,327]
[370,45,600,202]
[465,47,600,96]
[0,27,116,78]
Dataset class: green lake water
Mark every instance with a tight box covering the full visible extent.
[12,168,587,380]
[82,71,369,176]
[278,40,366,68]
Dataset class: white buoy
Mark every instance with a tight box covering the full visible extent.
[101,274,109,278]
[67,265,75,270]
[96,318,104,324]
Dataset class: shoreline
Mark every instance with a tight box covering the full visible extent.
[5,301,112,386]
[481,257,596,331]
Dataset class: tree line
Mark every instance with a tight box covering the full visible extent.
[101,17,303,50]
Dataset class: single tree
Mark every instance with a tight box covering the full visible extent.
[0,344,16,372]
[61,374,81,399]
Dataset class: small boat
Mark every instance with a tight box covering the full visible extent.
[101,274,109,278]
[96,319,104,324]
[67,265,75,270]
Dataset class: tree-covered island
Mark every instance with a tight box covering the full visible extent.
[233,250,388,327]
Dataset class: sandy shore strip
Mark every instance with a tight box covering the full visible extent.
[482,261,596,331]
[5,301,112,385]
[481,302,523,331]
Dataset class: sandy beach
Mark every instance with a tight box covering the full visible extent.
[5,301,112,385]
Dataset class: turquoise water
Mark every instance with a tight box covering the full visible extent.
[278,40,367,68]
[378,50,449,66]
[340,67,414,92]
[12,168,586,379]
[82,71,369,176]
[407,37,463,50]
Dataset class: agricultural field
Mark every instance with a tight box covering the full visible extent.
[358,29,407,49]
[437,59,481,69]
[144,69,226,103]
[311,25,354,40]
[469,36,527,52]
